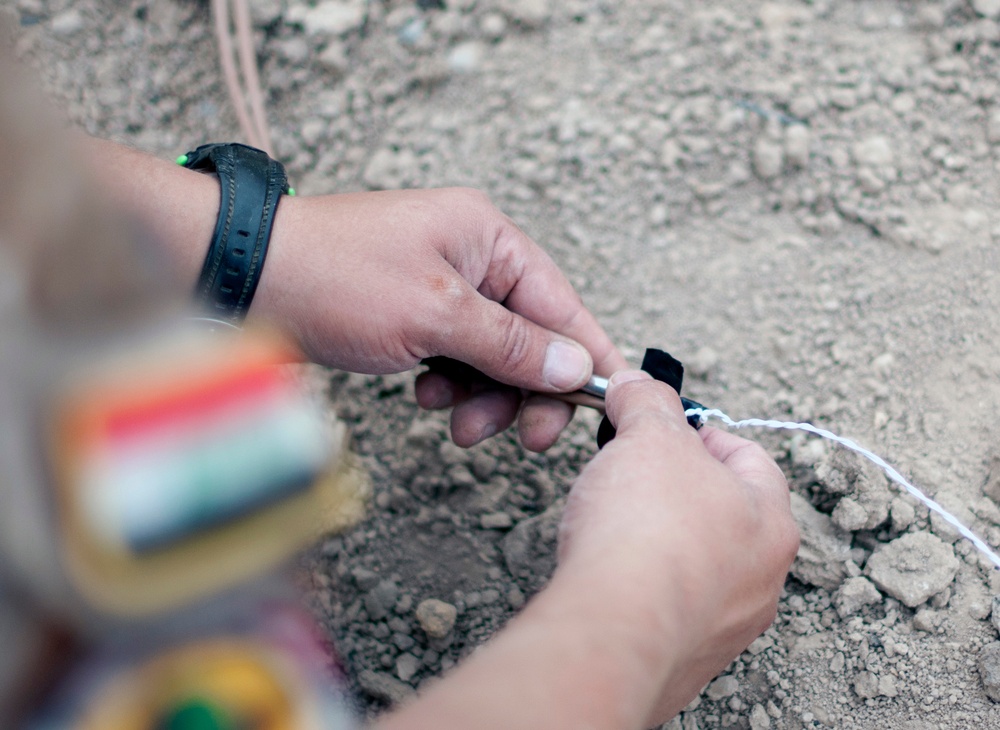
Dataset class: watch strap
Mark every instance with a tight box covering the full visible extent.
[180,143,289,323]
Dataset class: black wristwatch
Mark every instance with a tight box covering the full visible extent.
[177,143,294,323]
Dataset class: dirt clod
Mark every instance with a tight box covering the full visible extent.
[865,532,960,608]
[834,577,882,619]
[789,492,852,590]
[980,642,1000,701]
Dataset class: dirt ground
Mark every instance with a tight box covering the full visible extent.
[15,0,1000,727]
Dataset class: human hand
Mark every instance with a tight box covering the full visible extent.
[255,188,625,451]
[556,371,799,725]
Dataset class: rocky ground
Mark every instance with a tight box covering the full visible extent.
[14,0,1000,727]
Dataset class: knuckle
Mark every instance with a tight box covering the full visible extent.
[617,385,687,431]
[434,270,470,304]
[417,278,470,347]
[779,520,802,565]
[742,441,783,480]
[449,186,493,211]
[495,310,533,371]
[741,440,771,463]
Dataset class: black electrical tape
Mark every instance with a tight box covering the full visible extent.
[597,349,704,449]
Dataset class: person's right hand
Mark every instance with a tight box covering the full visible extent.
[555,370,800,726]
[254,187,626,452]
[84,136,626,452]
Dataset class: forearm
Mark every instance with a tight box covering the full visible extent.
[74,134,628,451]
[79,135,219,288]
[376,568,679,730]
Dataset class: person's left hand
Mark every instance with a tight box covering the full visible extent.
[555,371,799,724]
[254,188,627,451]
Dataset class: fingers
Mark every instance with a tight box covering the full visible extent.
[416,365,522,447]
[700,427,790,512]
[518,396,575,453]
[429,205,626,392]
[484,219,628,378]
[435,278,597,393]
[450,388,522,447]
[414,370,463,410]
[416,369,575,450]
[412,191,629,449]
[602,373,787,519]
[700,427,799,567]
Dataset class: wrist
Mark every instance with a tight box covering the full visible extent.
[547,558,684,659]
[523,566,684,728]
[177,143,291,323]
[247,191,308,333]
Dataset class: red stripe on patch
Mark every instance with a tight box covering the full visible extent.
[102,366,289,440]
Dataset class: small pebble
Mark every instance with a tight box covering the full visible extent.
[415,598,458,639]
[396,652,421,683]
[448,41,484,73]
[972,0,1000,19]
[784,125,810,168]
[834,576,882,618]
[480,12,508,39]
[481,512,514,530]
[507,586,526,609]
[753,137,784,179]
[706,675,739,700]
[749,703,771,730]
[832,497,868,532]
[357,669,413,705]
[854,671,879,699]
[50,8,84,36]
[365,581,400,621]
[352,567,380,591]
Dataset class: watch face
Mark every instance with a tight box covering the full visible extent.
[185,316,243,334]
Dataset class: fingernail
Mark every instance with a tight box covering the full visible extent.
[477,422,499,443]
[609,370,652,387]
[543,341,591,390]
[427,381,453,409]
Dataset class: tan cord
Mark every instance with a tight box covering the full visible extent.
[210,0,274,157]
[232,0,274,155]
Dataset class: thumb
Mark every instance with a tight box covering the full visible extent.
[605,370,691,437]
[437,288,594,392]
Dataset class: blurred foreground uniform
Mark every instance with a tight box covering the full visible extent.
[0,50,366,729]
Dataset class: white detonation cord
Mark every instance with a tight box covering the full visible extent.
[685,407,1000,570]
